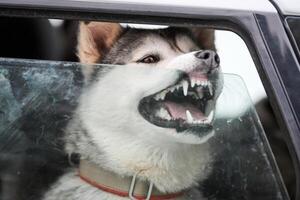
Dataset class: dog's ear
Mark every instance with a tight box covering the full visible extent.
[191,28,216,50]
[77,21,122,63]
[77,21,122,78]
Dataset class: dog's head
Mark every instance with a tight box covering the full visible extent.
[77,22,223,145]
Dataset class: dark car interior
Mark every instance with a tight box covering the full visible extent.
[0,17,78,62]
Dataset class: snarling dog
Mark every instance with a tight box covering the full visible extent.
[43,22,223,200]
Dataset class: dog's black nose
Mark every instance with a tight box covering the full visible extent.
[194,50,220,67]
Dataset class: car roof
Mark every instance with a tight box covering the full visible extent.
[0,0,277,14]
[74,0,277,12]
[272,0,300,16]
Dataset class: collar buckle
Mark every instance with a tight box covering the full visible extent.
[129,172,154,200]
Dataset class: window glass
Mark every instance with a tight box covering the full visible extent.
[0,58,288,200]
[287,17,300,62]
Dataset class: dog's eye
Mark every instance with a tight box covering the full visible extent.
[138,55,160,64]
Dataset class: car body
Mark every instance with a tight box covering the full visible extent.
[0,0,299,199]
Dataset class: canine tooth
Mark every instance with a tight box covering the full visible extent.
[170,87,175,93]
[208,84,213,96]
[186,110,193,123]
[207,111,214,123]
[183,81,188,96]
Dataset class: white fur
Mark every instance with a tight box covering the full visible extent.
[43,33,220,200]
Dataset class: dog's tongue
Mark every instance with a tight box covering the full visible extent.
[164,101,205,120]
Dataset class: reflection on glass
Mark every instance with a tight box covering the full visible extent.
[0,58,288,200]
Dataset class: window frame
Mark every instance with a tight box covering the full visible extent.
[0,1,299,199]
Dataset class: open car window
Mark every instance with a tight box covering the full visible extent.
[0,58,288,200]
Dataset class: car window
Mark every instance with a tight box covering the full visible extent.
[0,19,291,200]
[287,17,300,62]
[0,57,287,200]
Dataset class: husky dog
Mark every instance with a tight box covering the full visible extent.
[43,22,223,200]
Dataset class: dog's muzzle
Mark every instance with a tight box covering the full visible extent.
[138,50,222,134]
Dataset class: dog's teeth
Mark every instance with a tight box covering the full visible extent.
[161,91,167,100]
[155,92,166,100]
[158,94,163,100]
[191,79,195,87]
[207,111,214,123]
[208,84,213,96]
[154,95,160,101]
[170,87,175,93]
[183,81,188,96]
[186,110,193,123]
[195,120,203,124]
[157,107,172,120]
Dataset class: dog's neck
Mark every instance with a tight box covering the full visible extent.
[66,119,213,194]
[79,159,184,200]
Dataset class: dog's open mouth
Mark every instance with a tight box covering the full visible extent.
[139,74,217,132]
